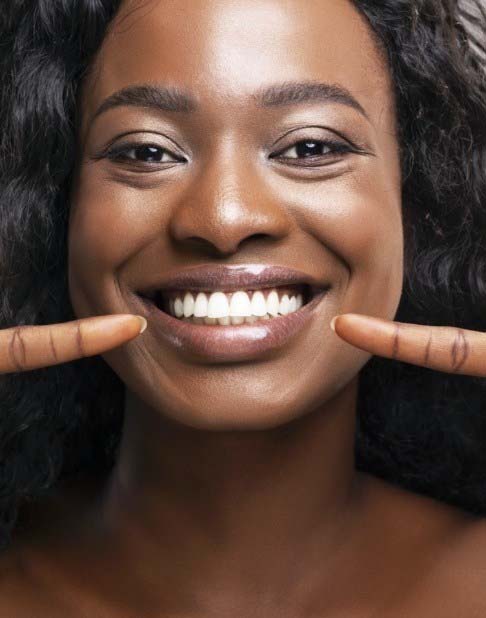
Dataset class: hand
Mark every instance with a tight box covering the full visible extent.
[331,314,486,377]
[0,314,147,374]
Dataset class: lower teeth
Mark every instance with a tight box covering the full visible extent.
[176,314,279,325]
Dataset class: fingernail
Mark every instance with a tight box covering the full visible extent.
[136,316,147,334]
[330,316,338,331]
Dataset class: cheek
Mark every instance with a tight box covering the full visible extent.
[67,169,165,316]
[346,168,404,319]
[336,178,404,320]
[69,173,149,265]
[283,166,404,320]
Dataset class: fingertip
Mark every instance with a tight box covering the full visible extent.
[135,315,147,334]
[330,316,339,332]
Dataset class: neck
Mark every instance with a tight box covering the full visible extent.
[98,378,361,606]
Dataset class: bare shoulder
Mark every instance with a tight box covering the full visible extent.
[426,515,486,586]
[0,534,95,617]
[362,474,486,615]
[0,483,100,617]
[0,544,58,616]
[401,515,486,615]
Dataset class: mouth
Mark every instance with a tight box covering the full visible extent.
[134,285,330,363]
[132,264,331,363]
[138,282,321,325]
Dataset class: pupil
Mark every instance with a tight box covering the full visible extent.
[296,141,325,157]
[136,146,162,162]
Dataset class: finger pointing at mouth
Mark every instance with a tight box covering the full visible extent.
[331,314,486,377]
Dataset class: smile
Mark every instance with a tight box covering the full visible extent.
[136,288,328,363]
[134,264,331,363]
[146,285,311,324]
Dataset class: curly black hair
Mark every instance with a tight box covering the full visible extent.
[0,0,485,550]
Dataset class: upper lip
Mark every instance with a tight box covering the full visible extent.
[137,264,329,295]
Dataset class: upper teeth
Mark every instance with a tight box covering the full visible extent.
[166,288,304,319]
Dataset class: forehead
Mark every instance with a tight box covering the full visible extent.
[81,0,392,130]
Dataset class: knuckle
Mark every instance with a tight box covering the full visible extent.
[391,323,401,360]
[8,326,28,371]
[75,322,87,358]
[423,332,432,367]
[48,328,59,362]
[450,328,469,373]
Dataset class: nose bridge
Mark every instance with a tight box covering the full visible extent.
[168,136,291,255]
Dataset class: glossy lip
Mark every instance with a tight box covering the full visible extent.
[134,286,330,363]
[137,264,328,295]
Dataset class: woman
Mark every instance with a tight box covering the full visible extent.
[0,0,486,614]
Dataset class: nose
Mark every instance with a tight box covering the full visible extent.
[168,144,292,256]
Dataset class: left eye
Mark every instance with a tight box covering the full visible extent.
[107,144,182,163]
[274,139,351,159]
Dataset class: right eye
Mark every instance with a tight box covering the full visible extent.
[105,143,184,164]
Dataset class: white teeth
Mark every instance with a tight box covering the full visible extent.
[266,290,280,316]
[279,294,290,315]
[250,291,267,316]
[174,297,184,318]
[183,292,195,317]
[165,289,305,322]
[229,291,252,317]
[207,291,230,318]
[194,292,208,317]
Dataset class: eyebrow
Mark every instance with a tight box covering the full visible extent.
[91,80,370,123]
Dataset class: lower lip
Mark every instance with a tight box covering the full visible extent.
[135,289,329,362]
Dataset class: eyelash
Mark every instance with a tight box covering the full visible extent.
[101,138,354,169]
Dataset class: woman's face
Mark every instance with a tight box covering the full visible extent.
[69,0,403,430]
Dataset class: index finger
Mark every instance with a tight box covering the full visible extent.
[331,314,486,377]
[0,314,147,374]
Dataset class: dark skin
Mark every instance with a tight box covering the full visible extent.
[1,0,486,615]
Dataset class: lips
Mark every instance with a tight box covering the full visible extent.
[133,264,331,363]
[137,263,328,296]
[135,287,329,363]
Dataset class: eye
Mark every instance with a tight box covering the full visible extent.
[271,138,353,164]
[105,143,184,164]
